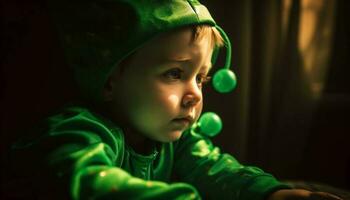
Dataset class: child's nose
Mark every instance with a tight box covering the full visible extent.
[182,93,201,108]
[181,82,202,108]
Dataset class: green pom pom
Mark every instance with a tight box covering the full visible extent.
[198,112,222,137]
[213,69,237,93]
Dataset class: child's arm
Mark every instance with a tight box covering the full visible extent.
[51,142,198,200]
[173,129,291,200]
[173,129,343,200]
[13,108,201,200]
[267,189,343,200]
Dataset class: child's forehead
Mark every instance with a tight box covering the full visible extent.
[135,27,213,60]
[122,29,214,74]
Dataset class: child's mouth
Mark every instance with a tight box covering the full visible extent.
[172,118,191,125]
[172,116,194,127]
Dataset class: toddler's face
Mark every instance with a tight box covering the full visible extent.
[106,27,213,142]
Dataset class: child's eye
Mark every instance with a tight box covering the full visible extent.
[163,68,183,80]
[196,74,211,86]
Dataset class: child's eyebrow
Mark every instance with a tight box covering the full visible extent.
[163,57,212,71]
[164,57,191,62]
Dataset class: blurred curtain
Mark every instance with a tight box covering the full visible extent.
[205,0,339,182]
[245,0,337,177]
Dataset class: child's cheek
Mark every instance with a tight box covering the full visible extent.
[168,94,180,110]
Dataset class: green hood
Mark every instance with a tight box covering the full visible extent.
[49,0,217,102]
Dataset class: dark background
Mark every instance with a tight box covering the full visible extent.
[2,0,350,196]
[203,0,350,190]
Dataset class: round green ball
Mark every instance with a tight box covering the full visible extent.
[198,112,222,137]
[213,69,237,93]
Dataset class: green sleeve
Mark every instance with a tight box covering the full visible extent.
[55,143,198,200]
[173,129,291,200]
[14,111,200,200]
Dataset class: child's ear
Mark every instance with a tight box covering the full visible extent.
[103,77,114,101]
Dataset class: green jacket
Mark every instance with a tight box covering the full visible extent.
[12,106,290,200]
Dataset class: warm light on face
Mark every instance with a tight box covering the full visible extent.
[107,26,214,143]
[168,94,180,110]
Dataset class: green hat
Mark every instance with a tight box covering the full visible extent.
[49,0,220,102]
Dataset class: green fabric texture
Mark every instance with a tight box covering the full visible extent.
[12,106,291,199]
[48,0,216,102]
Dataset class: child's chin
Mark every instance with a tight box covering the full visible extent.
[159,131,183,142]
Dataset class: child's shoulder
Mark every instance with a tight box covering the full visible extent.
[9,104,124,152]
[12,104,125,163]
[44,105,124,139]
[46,105,114,129]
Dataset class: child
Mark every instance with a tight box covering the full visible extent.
[12,0,343,200]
